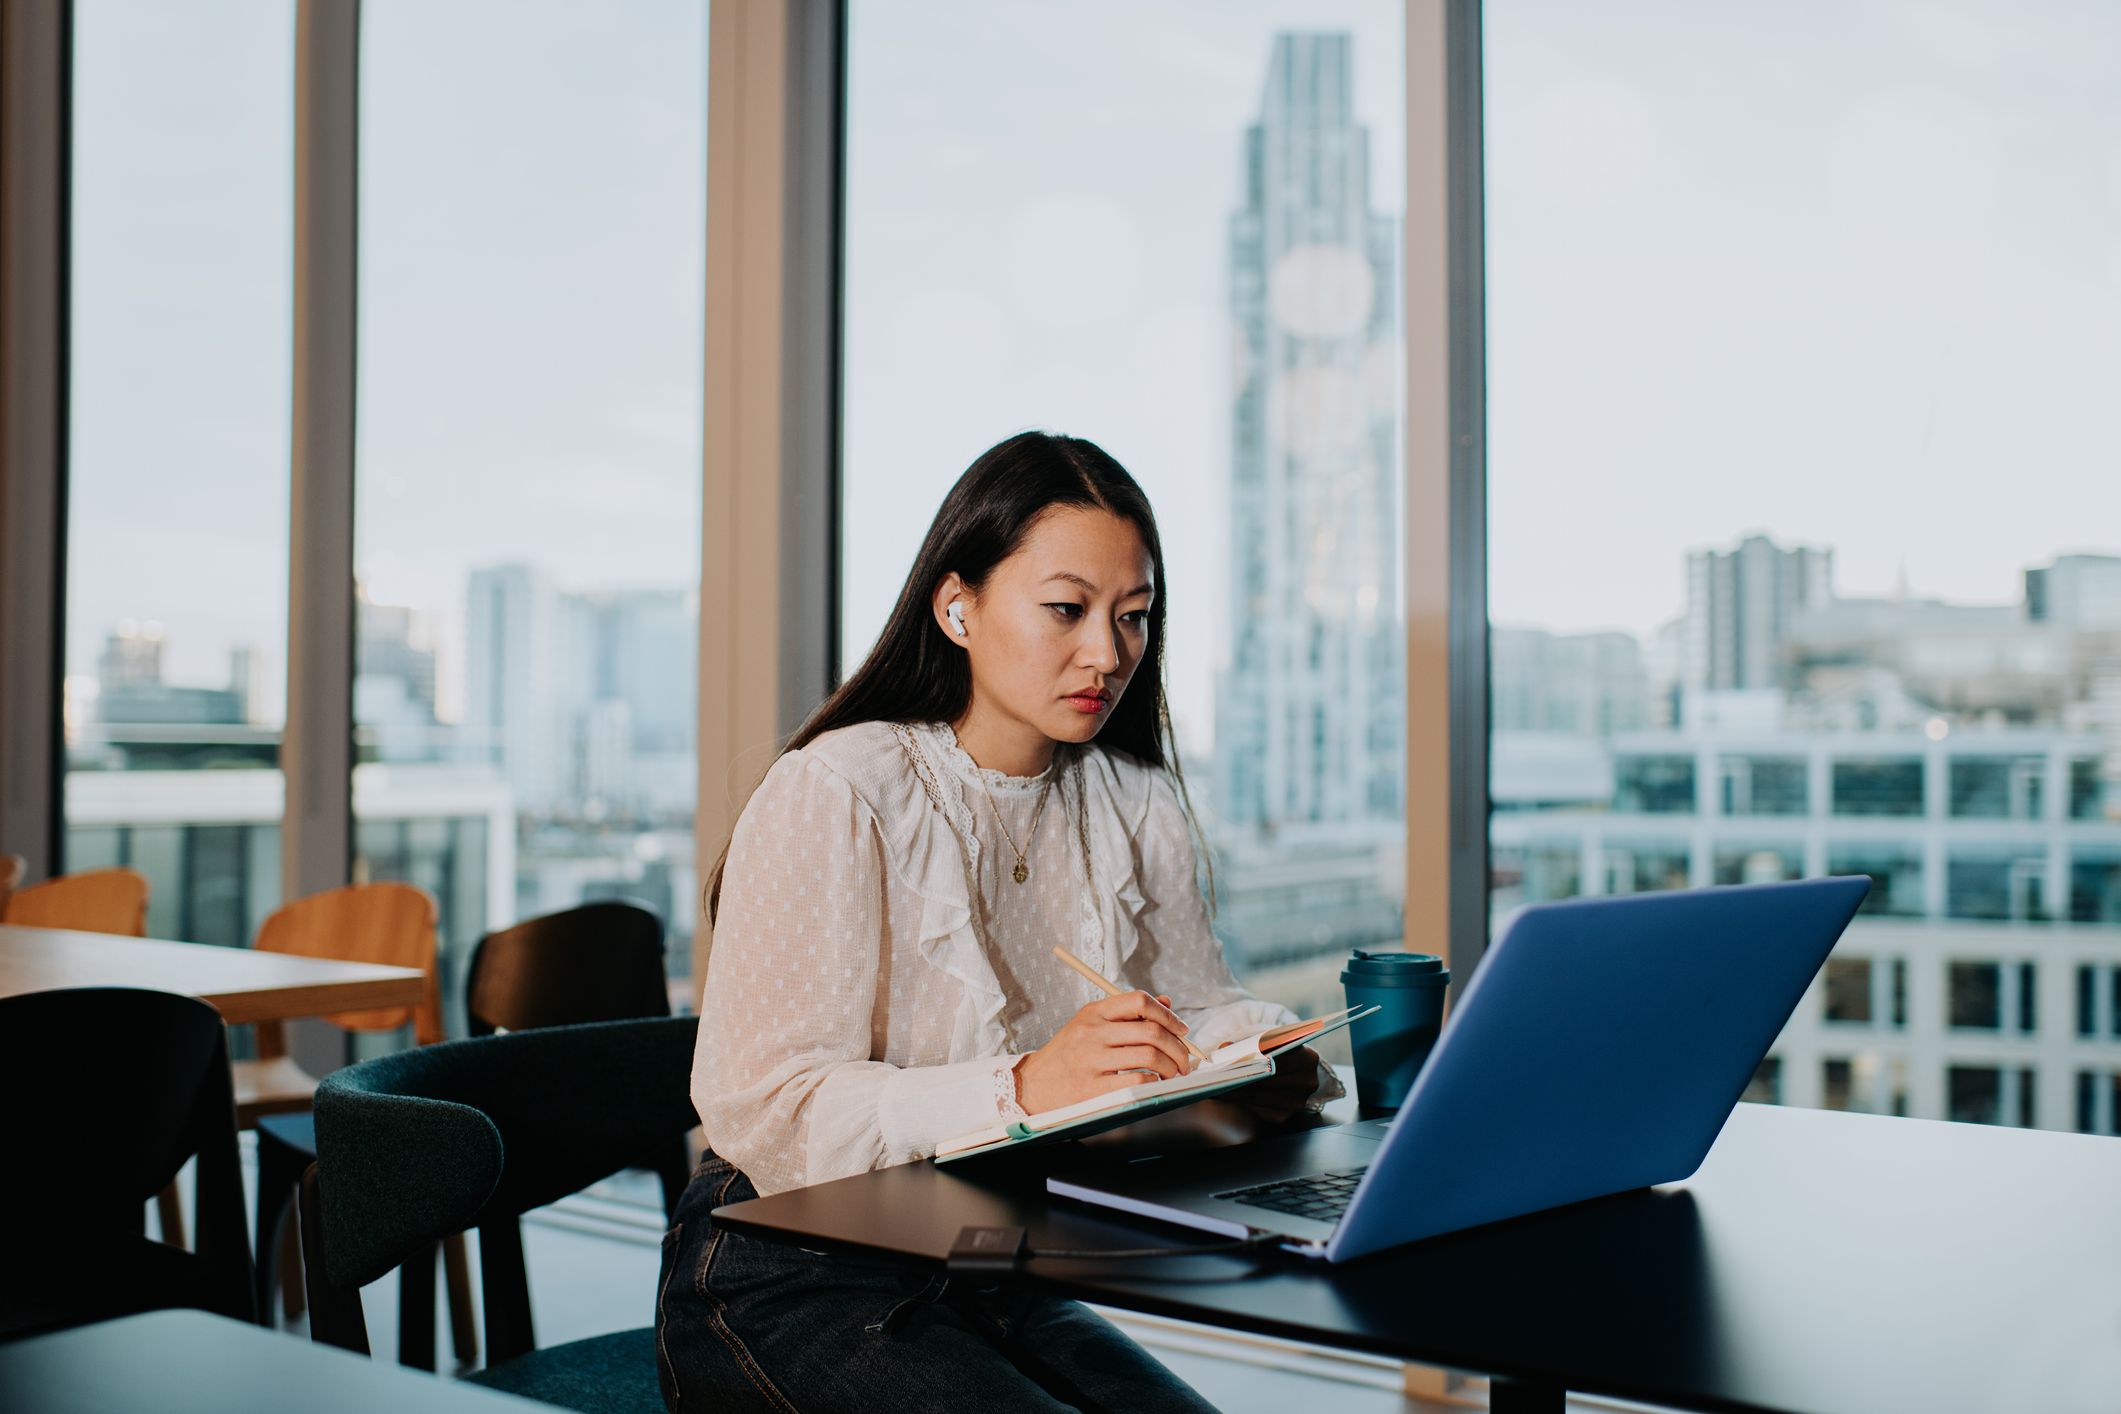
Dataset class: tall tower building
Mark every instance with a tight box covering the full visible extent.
[1683,534,1833,694]
[467,564,562,812]
[1216,33,1402,835]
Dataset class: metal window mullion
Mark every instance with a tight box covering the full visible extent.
[284,0,360,907]
[0,0,70,879]
[1404,0,1487,990]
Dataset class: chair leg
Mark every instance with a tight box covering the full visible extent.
[279,1222,306,1320]
[252,1129,306,1324]
[398,1243,438,1372]
[442,1231,478,1363]
[478,1216,535,1366]
[298,1165,370,1356]
[156,1181,188,1250]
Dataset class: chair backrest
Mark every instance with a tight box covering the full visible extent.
[465,901,668,1035]
[304,1015,699,1350]
[3,866,150,936]
[253,881,442,1047]
[0,987,253,1321]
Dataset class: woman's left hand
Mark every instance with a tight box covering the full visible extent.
[1232,1045,1328,1122]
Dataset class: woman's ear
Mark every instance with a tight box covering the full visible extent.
[931,573,970,643]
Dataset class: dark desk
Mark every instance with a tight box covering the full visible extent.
[717,1103,2121,1414]
[0,1310,546,1412]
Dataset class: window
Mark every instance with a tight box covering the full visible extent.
[1713,844,1802,887]
[2072,855,2121,924]
[62,0,295,947]
[1603,843,1688,895]
[2070,758,2104,822]
[1820,1058,1854,1112]
[351,3,707,996]
[1948,962,2000,1031]
[1742,1056,1780,1106]
[2077,1071,2121,1137]
[1946,851,2046,922]
[1485,0,2121,1143]
[1719,755,1807,816]
[1827,848,1924,917]
[1947,1066,2002,1126]
[2072,759,2107,821]
[1831,760,1924,818]
[841,3,1408,1017]
[1823,957,1871,1025]
[1948,756,2044,819]
[1613,755,1694,814]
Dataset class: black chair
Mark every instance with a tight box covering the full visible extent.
[0,988,254,1339]
[464,900,671,1036]
[300,1015,699,1411]
[256,900,673,1358]
[464,901,689,1220]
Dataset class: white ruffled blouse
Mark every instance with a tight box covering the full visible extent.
[692,719,1321,1195]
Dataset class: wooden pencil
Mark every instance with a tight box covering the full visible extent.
[1050,944,1211,1064]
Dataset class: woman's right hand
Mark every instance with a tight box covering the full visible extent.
[1015,990,1196,1114]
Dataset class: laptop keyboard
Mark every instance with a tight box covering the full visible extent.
[1215,1167,1366,1223]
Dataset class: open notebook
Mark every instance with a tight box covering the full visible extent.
[934,1005,1377,1164]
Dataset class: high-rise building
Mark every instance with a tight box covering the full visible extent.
[2027,554,2121,629]
[1492,627,1651,736]
[98,622,164,692]
[1216,33,1402,836]
[466,564,563,811]
[1683,533,1833,695]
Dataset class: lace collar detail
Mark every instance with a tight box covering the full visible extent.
[910,720,1066,795]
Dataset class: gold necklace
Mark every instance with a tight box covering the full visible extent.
[980,760,1059,885]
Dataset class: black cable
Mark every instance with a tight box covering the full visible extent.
[949,1224,1281,1276]
[1024,1232,1281,1261]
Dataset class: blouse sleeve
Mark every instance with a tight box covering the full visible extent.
[1126,774,1347,1105]
[690,751,1018,1194]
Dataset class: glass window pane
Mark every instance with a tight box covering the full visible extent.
[64,0,293,946]
[1614,755,1694,814]
[1948,1066,2002,1127]
[841,3,1407,1019]
[1713,844,1802,887]
[1831,760,1924,818]
[1487,0,2121,1138]
[2072,855,2121,923]
[1720,756,1807,816]
[353,2,706,985]
[1949,962,2001,1031]
[1823,957,1871,1025]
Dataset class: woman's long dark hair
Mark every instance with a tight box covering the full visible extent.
[708,430,1209,920]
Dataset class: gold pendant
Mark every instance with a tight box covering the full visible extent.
[1012,861,1029,884]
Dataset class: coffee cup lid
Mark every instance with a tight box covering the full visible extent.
[1340,950,1448,986]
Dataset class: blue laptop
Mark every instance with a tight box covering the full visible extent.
[1050,876,1871,1262]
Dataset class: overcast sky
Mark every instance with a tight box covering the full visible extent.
[65,0,2121,745]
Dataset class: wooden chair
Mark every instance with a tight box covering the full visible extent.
[0,853,26,918]
[236,883,473,1364]
[3,866,151,936]
[235,881,445,1126]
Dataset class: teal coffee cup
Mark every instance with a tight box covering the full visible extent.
[1340,950,1449,1114]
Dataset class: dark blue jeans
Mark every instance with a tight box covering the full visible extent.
[654,1154,1219,1413]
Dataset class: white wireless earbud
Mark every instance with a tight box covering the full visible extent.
[946,601,967,637]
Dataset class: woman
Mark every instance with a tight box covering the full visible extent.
[656,431,1339,1412]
